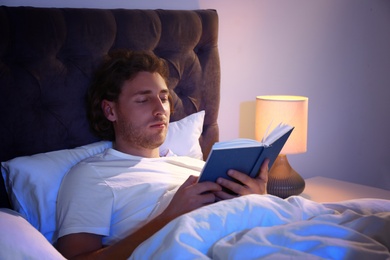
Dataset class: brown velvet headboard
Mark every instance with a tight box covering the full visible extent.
[0,6,220,208]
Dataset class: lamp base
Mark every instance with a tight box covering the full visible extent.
[267,154,305,199]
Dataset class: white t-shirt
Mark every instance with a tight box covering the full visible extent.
[55,148,204,245]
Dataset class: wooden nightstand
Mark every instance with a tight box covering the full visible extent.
[300,176,390,203]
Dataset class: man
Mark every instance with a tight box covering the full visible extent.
[55,50,269,259]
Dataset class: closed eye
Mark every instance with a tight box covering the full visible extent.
[160,96,169,103]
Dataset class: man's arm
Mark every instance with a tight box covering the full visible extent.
[56,213,173,260]
[56,175,221,259]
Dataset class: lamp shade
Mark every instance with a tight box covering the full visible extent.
[255,95,308,155]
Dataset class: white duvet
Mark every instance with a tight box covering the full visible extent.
[131,195,390,259]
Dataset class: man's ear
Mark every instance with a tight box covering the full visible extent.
[101,100,116,122]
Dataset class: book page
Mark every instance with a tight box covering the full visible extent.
[211,123,293,150]
[212,138,262,150]
[262,123,293,145]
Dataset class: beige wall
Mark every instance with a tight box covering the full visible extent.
[3,0,390,190]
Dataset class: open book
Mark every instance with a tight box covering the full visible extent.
[198,123,294,183]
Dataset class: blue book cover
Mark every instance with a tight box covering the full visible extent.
[198,124,294,183]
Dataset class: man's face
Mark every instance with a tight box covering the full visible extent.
[108,71,171,151]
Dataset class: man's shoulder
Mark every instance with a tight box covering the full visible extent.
[67,148,143,178]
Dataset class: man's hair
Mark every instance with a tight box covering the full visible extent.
[87,50,172,141]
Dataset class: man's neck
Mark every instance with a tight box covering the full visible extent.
[113,142,160,158]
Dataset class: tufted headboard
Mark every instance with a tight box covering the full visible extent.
[0,6,220,208]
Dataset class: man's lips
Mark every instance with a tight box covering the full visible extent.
[150,121,167,128]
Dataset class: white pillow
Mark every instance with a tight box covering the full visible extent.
[0,208,65,260]
[160,110,205,159]
[1,111,205,244]
[1,141,112,244]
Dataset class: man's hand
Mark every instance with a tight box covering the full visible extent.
[214,158,269,200]
[161,175,222,220]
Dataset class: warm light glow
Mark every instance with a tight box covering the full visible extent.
[255,95,308,154]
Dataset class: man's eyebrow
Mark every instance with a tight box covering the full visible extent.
[133,88,169,95]
[160,89,170,95]
[133,90,152,95]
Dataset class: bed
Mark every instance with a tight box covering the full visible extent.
[0,6,389,260]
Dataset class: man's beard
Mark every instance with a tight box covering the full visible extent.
[116,117,167,150]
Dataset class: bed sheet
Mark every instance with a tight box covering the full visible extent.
[131,195,390,259]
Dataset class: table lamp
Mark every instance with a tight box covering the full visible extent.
[255,95,308,198]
